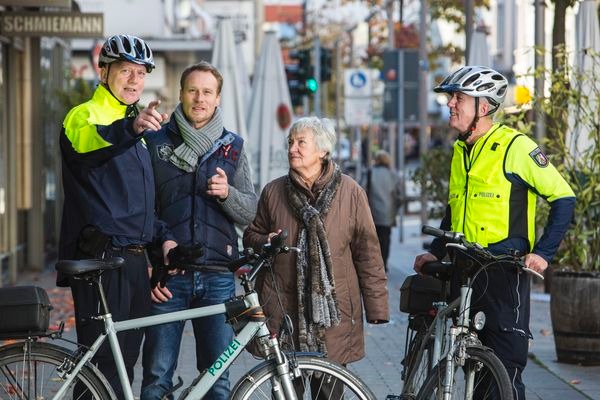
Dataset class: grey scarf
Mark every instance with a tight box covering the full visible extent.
[168,105,224,172]
[287,162,342,354]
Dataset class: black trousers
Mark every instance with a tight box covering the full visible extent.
[375,225,391,271]
[478,328,528,400]
[70,247,151,398]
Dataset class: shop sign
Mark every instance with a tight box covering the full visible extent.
[0,0,71,7]
[0,12,103,38]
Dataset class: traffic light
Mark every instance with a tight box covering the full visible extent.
[306,76,318,93]
[285,63,303,107]
[320,48,333,82]
[290,49,317,95]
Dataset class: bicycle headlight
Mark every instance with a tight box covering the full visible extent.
[472,311,486,331]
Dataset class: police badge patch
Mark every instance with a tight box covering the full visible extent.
[529,147,549,167]
[157,143,174,161]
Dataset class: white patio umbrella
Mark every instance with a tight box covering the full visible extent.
[467,26,492,67]
[566,0,600,159]
[235,41,251,114]
[211,18,250,141]
[246,30,294,190]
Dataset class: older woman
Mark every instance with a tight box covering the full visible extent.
[243,117,389,366]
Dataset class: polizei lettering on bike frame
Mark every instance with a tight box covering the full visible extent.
[208,339,241,376]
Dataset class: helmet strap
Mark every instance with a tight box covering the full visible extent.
[458,97,479,142]
[102,63,139,110]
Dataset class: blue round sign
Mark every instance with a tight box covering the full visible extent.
[349,71,367,88]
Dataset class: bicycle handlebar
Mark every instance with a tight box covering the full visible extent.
[151,229,299,289]
[422,225,544,280]
[421,225,464,243]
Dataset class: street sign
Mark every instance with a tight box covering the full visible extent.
[344,97,372,126]
[344,69,372,97]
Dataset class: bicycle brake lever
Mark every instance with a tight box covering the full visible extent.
[286,246,301,254]
[523,267,545,280]
[446,243,468,251]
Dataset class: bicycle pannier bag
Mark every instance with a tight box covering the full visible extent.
[399,274,444,314]
[0,286,52,336]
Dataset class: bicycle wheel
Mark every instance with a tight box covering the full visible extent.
[230,354,376,400]
[417,346,514,400]
[401,315,434,396]
[0,340,115,400]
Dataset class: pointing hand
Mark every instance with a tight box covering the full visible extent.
[133,100,169,135]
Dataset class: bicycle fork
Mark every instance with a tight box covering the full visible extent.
[255,334,299,400]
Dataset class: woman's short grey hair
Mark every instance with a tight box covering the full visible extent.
[288,117,337,160]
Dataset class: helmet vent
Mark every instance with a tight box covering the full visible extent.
[463,73,481,87]
[452,68,471,83]
[477,82,495,92]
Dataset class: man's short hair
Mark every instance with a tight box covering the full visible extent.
[180,61,224,94]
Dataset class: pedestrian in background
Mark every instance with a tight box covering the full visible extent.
[244,117,389,396]
[59,34,173,398]
[413,66,575,399]
[364,149,401,272]
[141,61,257,400]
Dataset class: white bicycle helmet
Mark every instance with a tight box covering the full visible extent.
[99,34,154,72]
[434,66,508,113]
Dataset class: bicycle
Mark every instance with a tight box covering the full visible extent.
[0,231,376,400]
[396,225,544,400]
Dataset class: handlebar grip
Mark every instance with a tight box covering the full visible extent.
[422,225,445,238]
[227,254,251,272]
[270,229,289,251]
[422,225,463,243]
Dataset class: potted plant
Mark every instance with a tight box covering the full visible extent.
[538,52,600,366]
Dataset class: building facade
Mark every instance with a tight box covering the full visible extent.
[0,1,77,285]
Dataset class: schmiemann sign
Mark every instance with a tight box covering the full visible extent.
[0,12,103,38]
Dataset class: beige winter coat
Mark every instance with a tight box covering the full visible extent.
[243,169,389,364]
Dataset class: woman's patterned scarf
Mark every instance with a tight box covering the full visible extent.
[286,161,342,354]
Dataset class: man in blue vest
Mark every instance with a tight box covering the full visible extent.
[413,66,575,399]
[141,61,257,400]
[59,34,173,398]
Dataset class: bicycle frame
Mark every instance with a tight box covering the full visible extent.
[403,283,475,397]
[51,291,288,400]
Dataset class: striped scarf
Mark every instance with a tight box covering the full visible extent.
[168,105,224,172]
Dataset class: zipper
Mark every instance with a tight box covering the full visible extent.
[459,125,502,234]
[461,144,470,233]
[191,165,198,244]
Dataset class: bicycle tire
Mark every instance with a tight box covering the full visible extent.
[417,345,514,400]
[401,316,434,397]
[230,354,376,400]
[0,340,115,400]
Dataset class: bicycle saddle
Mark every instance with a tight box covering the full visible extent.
[55,257,125,277]
[421,261,453,281]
